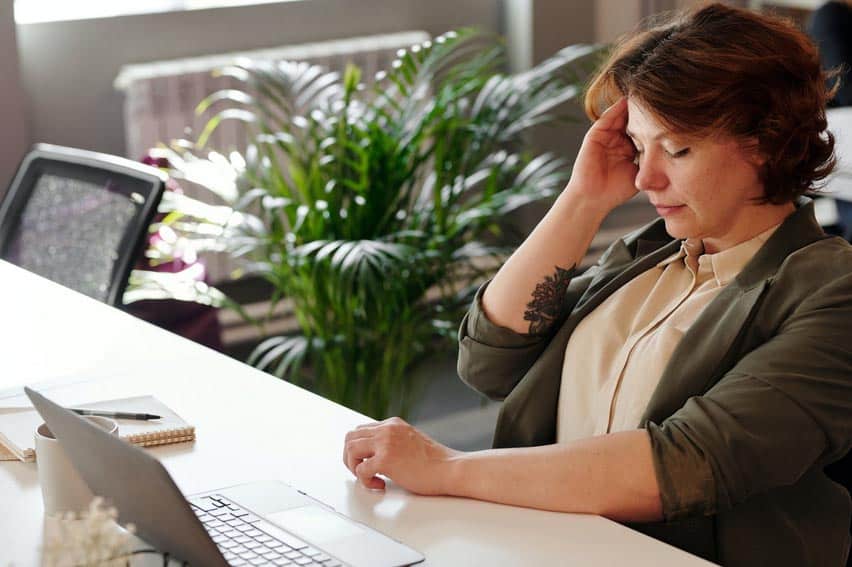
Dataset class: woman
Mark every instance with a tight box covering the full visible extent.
[343,4,852,565]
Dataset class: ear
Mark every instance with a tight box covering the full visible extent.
[740,137,767,167]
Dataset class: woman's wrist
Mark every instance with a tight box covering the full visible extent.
[438,450,469,497]
[555,184,613,226]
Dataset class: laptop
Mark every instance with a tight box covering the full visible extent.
[25,387,424,567]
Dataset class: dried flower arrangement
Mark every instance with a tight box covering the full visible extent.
[41,497,140,567]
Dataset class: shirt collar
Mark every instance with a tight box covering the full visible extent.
[657,237,701,269]
[656,223,782,286]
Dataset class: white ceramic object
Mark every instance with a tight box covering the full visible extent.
[34,416,118,516]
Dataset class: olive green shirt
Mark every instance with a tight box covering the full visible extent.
[457,199,852,566]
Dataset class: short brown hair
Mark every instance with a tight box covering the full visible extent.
[585,2,836,204]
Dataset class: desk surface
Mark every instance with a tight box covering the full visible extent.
[0,260,712,566]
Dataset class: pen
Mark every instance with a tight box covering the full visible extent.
[71,409,161,421]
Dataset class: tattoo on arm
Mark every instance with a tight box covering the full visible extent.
[523,265,577,335]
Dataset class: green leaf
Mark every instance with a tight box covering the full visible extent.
[196,109,256,149]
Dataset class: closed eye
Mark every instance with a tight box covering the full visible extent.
[668,148,690,158]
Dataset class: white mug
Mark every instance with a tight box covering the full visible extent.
[35,416,119,516]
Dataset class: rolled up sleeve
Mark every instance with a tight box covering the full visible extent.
[457,281,552,400]
[646,273,852,520]
[456,238,627,401]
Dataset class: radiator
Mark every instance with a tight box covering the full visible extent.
[115,31,430,283]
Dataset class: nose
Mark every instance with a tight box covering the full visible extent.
[634,152,669,193]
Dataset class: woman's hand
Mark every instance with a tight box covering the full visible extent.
[343,417,460,495]
[564,97,639,216]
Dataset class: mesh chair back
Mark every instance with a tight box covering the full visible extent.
[0,144,166,306]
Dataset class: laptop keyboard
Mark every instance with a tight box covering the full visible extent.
[189,494,346,567]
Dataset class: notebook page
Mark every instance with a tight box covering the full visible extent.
[76,396,195,448]
[0,395,194,461]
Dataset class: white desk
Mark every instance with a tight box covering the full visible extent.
[0,260,713,566]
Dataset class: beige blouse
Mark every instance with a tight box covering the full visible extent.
[556,224,780,443]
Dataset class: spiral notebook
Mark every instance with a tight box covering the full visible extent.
[0,395,195,462]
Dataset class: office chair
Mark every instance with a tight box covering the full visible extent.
[0,144,166,307]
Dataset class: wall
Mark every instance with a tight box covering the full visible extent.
[2,0,612,239]
[6,0,665,214]
[596,0,643,43]
[506,0,599,232]
[15,0,500,160]
[8,0,658,174]
[0,0,30,191]
[527,0,596,170]
[7,0,734,195]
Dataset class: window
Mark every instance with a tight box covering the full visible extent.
[14,0,299,24]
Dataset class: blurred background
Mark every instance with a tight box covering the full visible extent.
[3,0,818,194]
[0,0,828,449]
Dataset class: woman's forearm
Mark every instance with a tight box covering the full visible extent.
[482,97,640,335]
[481,189,608,335]
[442,429,664,523]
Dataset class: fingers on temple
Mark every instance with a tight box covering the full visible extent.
[597,97,629,131]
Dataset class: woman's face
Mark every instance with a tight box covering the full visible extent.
[625,98,783,253]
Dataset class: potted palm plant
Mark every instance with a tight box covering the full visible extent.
[127,30,599,418]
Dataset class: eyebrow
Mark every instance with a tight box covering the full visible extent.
[625,129,672,142]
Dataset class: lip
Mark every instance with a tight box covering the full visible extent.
[654,204,685,216]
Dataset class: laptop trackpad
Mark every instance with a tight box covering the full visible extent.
[268,505,366,544]
[269,505,424,567]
